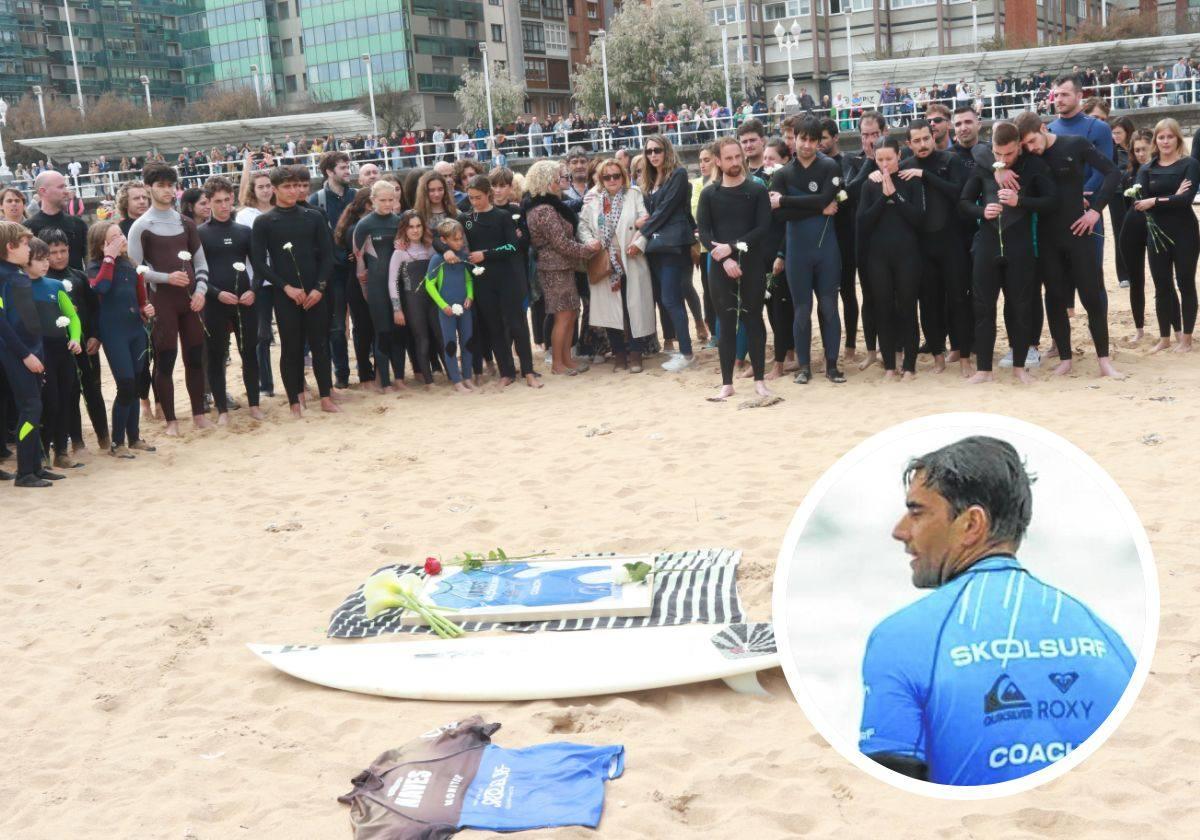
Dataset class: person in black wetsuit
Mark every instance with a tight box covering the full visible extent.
[856,137,927,379]
[770,115,845,384]
[898,120,970,376]
[250,166,338,418]
[1130,118,1200,354]
[697,137,773,401]
[462,174,540,388]
[1118,130,1157,343]
[41,227,109,451]
[198,176,260,423]
[819,118,858,366]
[353,180,403,391]
[949,105,983,361]
[1014,112,1123,379]
[959,120,1057,385]
[844,111,886,370]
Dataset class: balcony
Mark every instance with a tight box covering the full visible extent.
[418,73,463,93]
[412,0,483,22]
[519,0,540,19]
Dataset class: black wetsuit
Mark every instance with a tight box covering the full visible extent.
[857,175,927,372]
[199,216,258,411]
[1134,156,1200,336]
[951,141,981,352]
[463,206,533,378]
[26,211,89,271]
[352,212,403,385]
[845,152,878,352]
[46,264,108,447]
[1031,134,1120,361]
[900,150,970,357]
[697,178,773,384]
[829,152,856,351]
[250,204,334,406]
[959,154,1057,371]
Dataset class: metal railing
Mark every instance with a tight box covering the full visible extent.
[7,77,1197,201]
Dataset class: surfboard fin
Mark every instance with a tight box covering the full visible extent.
[721,672,767,695]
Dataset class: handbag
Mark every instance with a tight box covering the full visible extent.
[587,247,611,285]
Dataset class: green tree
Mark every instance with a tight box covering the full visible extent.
[573,0,761,116]
[453,64,525,129]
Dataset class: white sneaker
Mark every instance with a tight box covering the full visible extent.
[1025,348,1041,368]
[998,349,1014,368]
[661,354,696,373]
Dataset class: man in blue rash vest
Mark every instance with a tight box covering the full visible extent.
[859,436,1135,786]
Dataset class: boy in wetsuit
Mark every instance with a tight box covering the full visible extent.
[424,220,476,394]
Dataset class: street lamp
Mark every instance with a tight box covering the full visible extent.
[775,20,802,98]
[140,75,152,118]
[478,42,495,145]
[0,98,10,177]
[249,63,262,110]
[844,9,854,94]
[972,1,979,51]
[362,53,378,136]
[597,29,611,124]
[62,0,85,119]
[720,25,733,119]
[32,85,47,131]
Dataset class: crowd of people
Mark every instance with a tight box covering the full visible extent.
[1,71,1198,488]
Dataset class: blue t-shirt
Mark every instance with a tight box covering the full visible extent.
[429,563,616,610]
[859,555,1135,786]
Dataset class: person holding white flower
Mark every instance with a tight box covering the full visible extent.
[423,219,476,392]
[27,236,83,470]
[127,162,211,436]
[697,137,773,400]
[85,220,156,458]
[353,180,404,392]
[198,176,260,423]
[250,166,338,417]
[388,211,435,386]
[1117,130,1156,342]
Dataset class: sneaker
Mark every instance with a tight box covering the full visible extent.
[129,439,157,453]
[14,473,52,488]
[37,468,66,481]
[1025,348,1041,368]
[793,367,812,384]
[1119,279,1130,289]
[661,354,696,373]
[109,444,136,459]
[0,468,14,481]
[826,367,846,384]
[998,349,1014,368]
[703,336,718,350]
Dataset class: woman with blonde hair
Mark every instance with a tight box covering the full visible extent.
[1130,117,1200,353]
[579,158,654,372]
[637,134,700,370]
[524,159,602,375]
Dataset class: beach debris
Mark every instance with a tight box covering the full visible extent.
[1148,395,1175,403]
[265,521,303,533]
[1141,433,1164,446]
[585,424,611,437]
[737,395,784,410]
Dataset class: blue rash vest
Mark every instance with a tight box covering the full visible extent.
[428,563,616,610]
[859,554,1135,786]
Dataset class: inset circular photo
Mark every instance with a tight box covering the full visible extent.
[773,413,1157,799]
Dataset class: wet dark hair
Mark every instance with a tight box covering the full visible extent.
[904,436,1035,547]
[876,136,903,156]
[795,115,823,142]
[27,236,49,262]
[141,161,177,187]
[819,117,839,137]
[906,119,933,140]
[202,175,235,199]
[179,187,205,221]
[466,174,493,195]
[736,118,765,139]
[39,227,69,248]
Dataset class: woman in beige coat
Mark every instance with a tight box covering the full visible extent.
[578,159,656,372]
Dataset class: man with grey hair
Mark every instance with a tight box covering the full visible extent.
[858,435,1135,786]
[356,162,381,189]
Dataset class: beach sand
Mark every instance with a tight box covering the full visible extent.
[3,234,1198,840]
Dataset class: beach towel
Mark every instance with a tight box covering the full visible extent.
[339,715,624,840]
[328,547,744,639]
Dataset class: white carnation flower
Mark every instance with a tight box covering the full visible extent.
[451,303,464,316]
[232,261,246,272]
[177,250,191,261]
[512,213,521,221]
[832,176,841,186]
[992,162,1006,171]
[55,316,70,329]
[837,190,849,202]
[282,242,294,251]
[136,265,148,276]
[735,241,749,253]
[472,266,485,276]
[61,279,73,292]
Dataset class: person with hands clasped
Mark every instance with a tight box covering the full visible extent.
[424,219,477,393]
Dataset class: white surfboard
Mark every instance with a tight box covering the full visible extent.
[248,623,778,701]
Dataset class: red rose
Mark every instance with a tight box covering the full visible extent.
[424,557,442,576]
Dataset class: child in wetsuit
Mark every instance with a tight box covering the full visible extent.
[27,237,84,470]
[424,219,476,393]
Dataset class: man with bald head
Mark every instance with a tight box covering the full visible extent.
[432,160,455,180]
[357,162,381,189]
[26,171,88,270]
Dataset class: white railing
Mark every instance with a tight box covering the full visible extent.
[7,76,1197,201]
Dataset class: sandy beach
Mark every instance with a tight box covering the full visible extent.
[3,232,1199,839]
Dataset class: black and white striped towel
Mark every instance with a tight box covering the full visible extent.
[326,547,744,639]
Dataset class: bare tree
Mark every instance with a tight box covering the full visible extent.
[361,83,423,135]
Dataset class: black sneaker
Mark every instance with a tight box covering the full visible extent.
[334,379,350,390]
[0,468,14,481]
[37,468,66,481]
[227,396,242,410]
[826,367,846,384]
[793,367,812,385]
[14,473,52,488]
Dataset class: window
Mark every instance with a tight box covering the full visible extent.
[889,0,933,7]
[522,21,545,52]
[466,21,478,39]
[545,21,568,54]
[524,57,547,80]
[490,0,502,4]
[276,1,289,19]
[282,38,294,56]
[542,0,565,19]
[763,1,810,20]
[570,32,578,49]
[285,74,297,92]
[433,56,453,74]
[586,2,597,20]
[548,98,560,115]
[567,0,575,13]
[430,18,448,36]
[751,4,758,21]
[491,24,503,41]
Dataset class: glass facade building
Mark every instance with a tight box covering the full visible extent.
[301,0,410,102]
[181,0,280,102]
